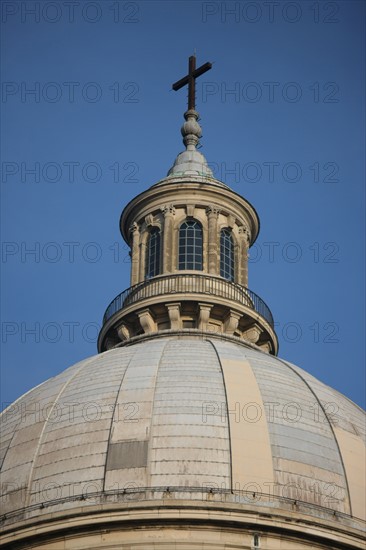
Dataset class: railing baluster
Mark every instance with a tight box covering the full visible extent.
[103,274,274,329]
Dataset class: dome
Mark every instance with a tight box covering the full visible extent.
[1,333,365,548]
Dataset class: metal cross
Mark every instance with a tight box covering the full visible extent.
[172,55,212,111]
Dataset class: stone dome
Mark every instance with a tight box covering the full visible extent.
[1,332,365,548]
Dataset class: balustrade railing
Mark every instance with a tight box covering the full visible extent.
[103,274,274,328]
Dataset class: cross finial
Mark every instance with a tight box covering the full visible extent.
[172,55,212,111]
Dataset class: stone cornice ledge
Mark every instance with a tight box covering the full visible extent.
[1,499,364,548]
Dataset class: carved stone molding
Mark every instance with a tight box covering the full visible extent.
[137,309,156,334]
[144,214,154,227]
[117,324,130,341]
[224,310,242,335]
[258,341,272,354]
[242,323,263,344]
[198,303,213,331]
[186,204,196,218]
[166,303,181,330]
[227,214,236,229]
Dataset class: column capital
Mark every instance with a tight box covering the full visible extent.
[238,225,251,244]
[206,205,220,217]
[129,221,139,234]
[161,204,176,216]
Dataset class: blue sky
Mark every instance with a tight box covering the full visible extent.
[1,0,365,409]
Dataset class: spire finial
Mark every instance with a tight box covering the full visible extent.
[181,109,201,151]
[172,55,212,112]
[168,56,213,177]
[172,55,212,152]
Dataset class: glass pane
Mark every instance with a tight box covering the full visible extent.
[178,219,203,271]
[146,229,161,278]
[220,228,234,281]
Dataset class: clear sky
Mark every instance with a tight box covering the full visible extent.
[1,0,365,410]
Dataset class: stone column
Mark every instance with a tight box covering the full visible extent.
[161,204,175,273]
[206,206,220,275]
[129,222,140,286]
[238,226,250,287]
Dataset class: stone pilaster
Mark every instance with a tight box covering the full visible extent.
[238,226,250,287]
[129,223,140,286]
[206,206,220,275]
[161,204,175,273]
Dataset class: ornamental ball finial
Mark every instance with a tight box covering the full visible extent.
[181,109,202,150]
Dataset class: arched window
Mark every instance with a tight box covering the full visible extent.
[220,228,234,281]
[145,228,161,278]
[178,220,203,270]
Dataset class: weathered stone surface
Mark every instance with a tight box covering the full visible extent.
[1,335,365,548]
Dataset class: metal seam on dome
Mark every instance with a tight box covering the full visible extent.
[24,354,108,509]
[207,339,233,494]
[274,355,353,518]
[101,349,136,493]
